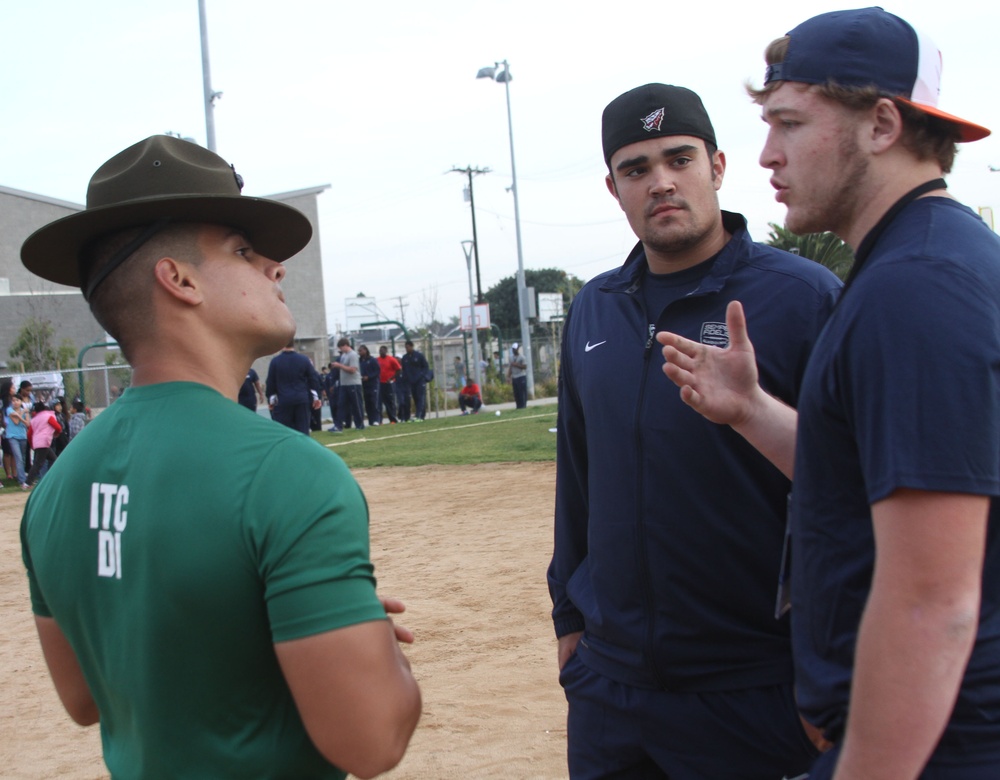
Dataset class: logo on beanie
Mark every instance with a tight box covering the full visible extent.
[641,108,665,132]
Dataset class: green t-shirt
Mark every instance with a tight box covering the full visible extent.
[21,382,386,779]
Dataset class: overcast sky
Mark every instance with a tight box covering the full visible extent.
[3,0,998,333]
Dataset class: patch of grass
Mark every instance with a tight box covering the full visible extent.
[314,406,558,468]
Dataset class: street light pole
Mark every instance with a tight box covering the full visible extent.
[197,0,221,152]
[461,241,484,392]
[477,59,534,398]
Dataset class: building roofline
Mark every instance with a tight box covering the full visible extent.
[265,184,331,201]
[0,183,330,210]
[0,185,82,211]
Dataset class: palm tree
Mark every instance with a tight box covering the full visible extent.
[766,223,854,281]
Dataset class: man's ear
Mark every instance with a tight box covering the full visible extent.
[711,150,727,191]
[869,98,904,154]
[605,172,620,202]
[152,257,203,305]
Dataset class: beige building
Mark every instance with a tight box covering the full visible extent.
[0,183,330,381]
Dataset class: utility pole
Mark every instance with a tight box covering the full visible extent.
[395,296,408,327]
[449,166,489,303]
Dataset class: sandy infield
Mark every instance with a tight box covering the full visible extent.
[0,462,568,779]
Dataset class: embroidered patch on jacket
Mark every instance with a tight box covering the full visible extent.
[641,108,664,132]
[701,322,729,348]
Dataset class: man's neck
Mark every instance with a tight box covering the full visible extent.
[130,337,280,402]
[841,157,948,249]
[644,219,730,275]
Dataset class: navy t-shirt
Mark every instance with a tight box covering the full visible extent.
[238,368,259,410]
[792,197,1000,752]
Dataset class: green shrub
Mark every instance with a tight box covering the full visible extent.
[482,382,514,405]
[536,377,558,398]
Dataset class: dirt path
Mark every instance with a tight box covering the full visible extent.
[0,462,568,779]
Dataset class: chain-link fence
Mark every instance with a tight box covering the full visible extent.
[393,325,562,414]
[10,363,135,413]
[18,323,563,418]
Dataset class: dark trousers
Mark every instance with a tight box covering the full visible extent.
[363,385,380,425]
[459,395,482,413]
[25,447,57,486]
[808,742,1000,780]
[396,382,411,421]
[272,402,312,435]
[327,384,339,424]
[337,386,365,429]
[561,653,818,780]
[379,382,398,423]
[512,375,528,408]
[409,380,427,419]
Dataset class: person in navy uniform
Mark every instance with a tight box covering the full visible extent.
[265,340,321,435]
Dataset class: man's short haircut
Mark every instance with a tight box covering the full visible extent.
[405,340,414,347]
[337,337,351,348]
[84,223,203,360]
[747,35,960,173]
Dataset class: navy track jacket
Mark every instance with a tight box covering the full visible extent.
[548,212,841,692]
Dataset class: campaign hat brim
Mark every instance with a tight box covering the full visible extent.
[20,135,313,289]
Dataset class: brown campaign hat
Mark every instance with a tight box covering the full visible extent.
[21,135,313,292]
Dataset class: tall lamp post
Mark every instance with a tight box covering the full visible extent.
[461,241,484,391]
[197,0,222,152]
[477,58,534,398]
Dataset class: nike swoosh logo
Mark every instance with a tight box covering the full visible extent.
[584,340,607,352]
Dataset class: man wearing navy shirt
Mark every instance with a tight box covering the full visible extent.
[659,9,1000,779]
[399,341,429,422]
[265,340,321,435]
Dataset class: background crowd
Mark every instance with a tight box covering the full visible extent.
[0,377,89,490]
[256,337,530,436]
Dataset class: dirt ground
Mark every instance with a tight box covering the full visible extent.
[0,462,568,779]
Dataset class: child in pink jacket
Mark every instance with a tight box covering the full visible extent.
[24,401,62,488]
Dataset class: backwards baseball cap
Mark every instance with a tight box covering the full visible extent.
[602,84,717,166]
[21,135,313,298]
[764,7,990,142]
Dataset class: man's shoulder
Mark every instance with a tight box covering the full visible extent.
[888,197,1000,261]
[66,393,326,459]
[275,349,309,363]
[737,239,843,289]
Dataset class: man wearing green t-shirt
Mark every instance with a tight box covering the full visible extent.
[18,136,421,779]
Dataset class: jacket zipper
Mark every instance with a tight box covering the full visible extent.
[625,285,670,690]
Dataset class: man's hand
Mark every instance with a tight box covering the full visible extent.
[557,631,583,671]
[800,714,833,753]
[656,300,759,427]
[381,596,414,644]
[657,300,798,478]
